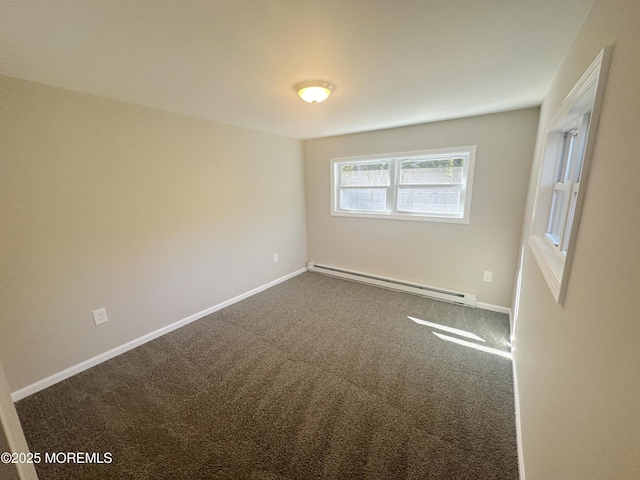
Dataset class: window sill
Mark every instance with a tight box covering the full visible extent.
[331,210,469,224]
[528,235,565,303]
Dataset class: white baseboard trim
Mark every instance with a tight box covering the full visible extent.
[476,302,511,316]
[11,267,307,402]
[512,355,526,480]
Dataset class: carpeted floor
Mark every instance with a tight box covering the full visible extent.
[16,272,518,479]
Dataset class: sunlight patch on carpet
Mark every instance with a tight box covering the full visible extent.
[407,316,486,342]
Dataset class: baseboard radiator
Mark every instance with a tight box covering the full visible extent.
[307,263,477,307]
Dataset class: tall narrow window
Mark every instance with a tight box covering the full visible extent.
[546,114,590,253]
[529,48,611,304]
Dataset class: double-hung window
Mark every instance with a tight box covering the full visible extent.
[335,160,391,213]
[331,146,476,223]
[546,116,590,253]
[529,47,611,304]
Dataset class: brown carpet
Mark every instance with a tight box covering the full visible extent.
[16,272,518,479]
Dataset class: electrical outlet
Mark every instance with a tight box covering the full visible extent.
[92,307,108,325]
[273,253,279,263]
[483,271,493,282]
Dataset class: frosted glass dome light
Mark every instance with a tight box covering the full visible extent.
[295,81,334,104]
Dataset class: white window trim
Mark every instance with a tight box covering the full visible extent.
[330,146,476,224]
[528,47,612,304]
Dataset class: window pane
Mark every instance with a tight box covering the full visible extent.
[339,188,387,212]
[340,162,389,186]
[547,189,569,245]
[562,188,579,252]
[399,158,464,185]
[567,117,590,183]
[557,133,575,182]
[397,186,461,214]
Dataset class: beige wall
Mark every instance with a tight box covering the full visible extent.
[304,109,539,307]
[0,75,307,393]
[513,0,640,478]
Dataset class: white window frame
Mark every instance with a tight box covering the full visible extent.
[330,146,476,224]
[528,47,611,305]
[545,119,589,252]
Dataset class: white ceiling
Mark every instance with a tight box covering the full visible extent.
[0,0,594,139]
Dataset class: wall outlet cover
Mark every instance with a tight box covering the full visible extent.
[92,307,108,325]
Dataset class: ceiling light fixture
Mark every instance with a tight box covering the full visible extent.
[295,81,334,104]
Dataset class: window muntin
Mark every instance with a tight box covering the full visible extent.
[331,147,476,223]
